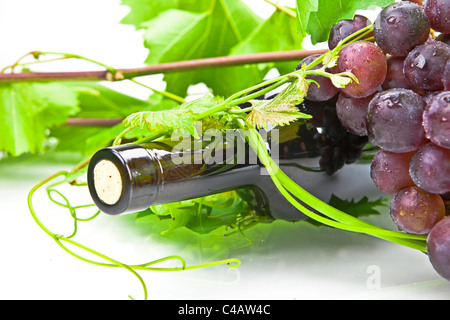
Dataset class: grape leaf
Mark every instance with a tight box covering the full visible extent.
[328,194,387,217]
[0,83,79,156]
[245,79,312,129]
[120,0,211,29]
[63,82,151,118]
[305,194,388,227]
[139,1,265,97]
[50,82,153,155]
[123,94,223,138]
[296,0,319,37]
[230,9,303,56]
[137,191,255,235]
[306,0,394,44]
[230,8,304,75]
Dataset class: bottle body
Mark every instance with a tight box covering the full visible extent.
[87,98,370,221]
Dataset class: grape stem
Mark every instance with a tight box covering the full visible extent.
[238,121,427,252]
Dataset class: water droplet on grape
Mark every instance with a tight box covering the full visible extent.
[414,54,426,68]
[387,16,397,24]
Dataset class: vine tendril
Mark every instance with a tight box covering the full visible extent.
[27,171,241,300]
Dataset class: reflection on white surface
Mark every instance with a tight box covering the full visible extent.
[1,156,449,300]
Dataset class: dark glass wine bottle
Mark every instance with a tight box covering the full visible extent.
[87,97,369,221]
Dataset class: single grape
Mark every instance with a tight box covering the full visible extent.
[374,1,430,57]
[328,15,372,50]
[335,93,374,136]
[370,149,415,195]
[423,91,450,149]
[390,186,446,234]
[423,0,450,33]
[296,54,338,101]
[427,216,450,281]
[409,142,450,194]
[366,88,427,153]
[335,41,387,98]
[403,39,450,92]
[382,56,412,90]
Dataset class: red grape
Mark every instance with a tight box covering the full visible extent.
[423,0,450,33]
[423,91,450,149]
[335,93,373,136]
[297,54,338,102]
[335,41,387,98]
[328,15,372,50]
[427,216,450,281]
[370,149,415,195]
[390,186,445,234]
[366,88,427,153]
[382,56,411,90]
[409,142,450,194]
[374,1,430,57]
[403,39,450,92]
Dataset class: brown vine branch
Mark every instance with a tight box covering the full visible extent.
[0,49,327,83]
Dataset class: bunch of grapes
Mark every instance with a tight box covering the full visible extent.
[299,1,450,281]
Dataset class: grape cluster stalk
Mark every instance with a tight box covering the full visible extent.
[297,0,450,281]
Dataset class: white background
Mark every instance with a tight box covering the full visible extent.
[0,0,449,300]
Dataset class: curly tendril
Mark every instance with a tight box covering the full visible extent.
[27,171,241,300]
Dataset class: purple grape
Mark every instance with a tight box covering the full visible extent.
[403,40,450,92]
[335,93,373,136]
[366,88,427,153]
[374,1,430,57]
[390,186,445,234]
[423,0,450,33]
[382,56,412,90]
[296,54,338,102]
[335,41,387,98]
[423,91,450,149]
[370,149,415,195]
[427,216,450,281]
[409,142,450,194]
[328,15,372,50]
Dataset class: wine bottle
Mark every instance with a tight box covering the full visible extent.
[87,97,370,221]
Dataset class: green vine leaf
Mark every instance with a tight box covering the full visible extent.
[230,8,304,75]
[139,2,264,97]
[306,0,394,44]
[305,194,388,227]
[296,0,319,37]
[119,0,211,29]
[123,95,223,138]
[0,83,80,156]
[329,71,359,88]
[245,79,312,129]
[321,49,339,69]
[304,194,388,227]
